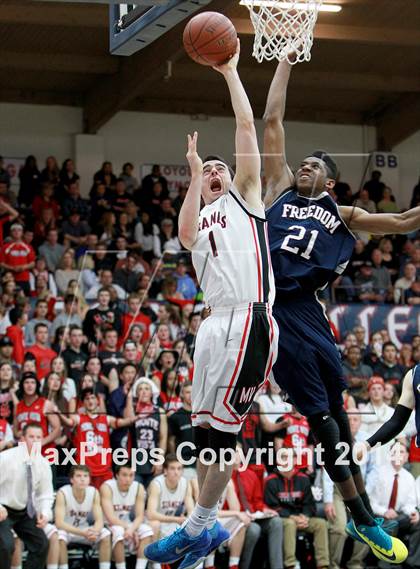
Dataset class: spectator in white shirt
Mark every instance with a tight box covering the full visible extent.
[359,376,397,466]
[0,422,54,569]
[369,441,420,568]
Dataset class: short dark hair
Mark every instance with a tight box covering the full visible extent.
[36,299,48,307]
[203,155,234,178]
[189,311,201,323]
[34,322,48,333]
[307,150,338,180]
[115,462,134,475]
[80,387,96,401]
[163,453,180,469]
[22,422,43,436]
[383,342,397,352]
[69,464,91,478]
[9,307,24,325]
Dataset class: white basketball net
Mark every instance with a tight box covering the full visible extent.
[242,1,323,64]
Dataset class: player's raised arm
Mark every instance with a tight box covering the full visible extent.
[263,58,295,208]
[178,131,203,250]
[363,369,415,453]
[340,205,420,234]
[213,39,261,209]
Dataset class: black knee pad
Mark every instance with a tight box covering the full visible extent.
[330,405,361,477]
[307,410,352,483]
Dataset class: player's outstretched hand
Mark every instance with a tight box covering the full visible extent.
[212,38,240,75]
[186,131,203,177]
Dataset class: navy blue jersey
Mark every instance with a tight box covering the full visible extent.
[267,189,356,298]
[413,365,420,447]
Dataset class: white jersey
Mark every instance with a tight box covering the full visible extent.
[191,186,275,308]
[60,484,96,529]
[105,478,139,523]
[153,474,188,517]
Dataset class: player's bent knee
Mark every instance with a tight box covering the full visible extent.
[99,528,111,542]
[57,530,69,544]
[111,525,125,547]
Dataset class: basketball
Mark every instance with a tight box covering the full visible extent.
[183,11,237,67]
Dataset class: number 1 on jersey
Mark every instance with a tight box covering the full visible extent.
[209,230,218,257]
[281,225,319,261]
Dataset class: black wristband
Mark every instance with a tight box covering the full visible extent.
[367,404,412,448]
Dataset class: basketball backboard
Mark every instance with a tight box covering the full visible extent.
[109,1,213,56]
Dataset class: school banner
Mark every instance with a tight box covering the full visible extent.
[327,304,420,349]
[141,163,191,198]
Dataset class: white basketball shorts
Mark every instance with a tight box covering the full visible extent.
[192,302,278,433]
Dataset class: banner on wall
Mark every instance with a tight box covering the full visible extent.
[2,157,25,190]
[141,164,191,198]
[327,304,420,349]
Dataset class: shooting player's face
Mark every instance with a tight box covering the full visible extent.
[202,161,231,205]
[295,157,334,195]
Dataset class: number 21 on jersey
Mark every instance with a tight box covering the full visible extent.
[281,225,319,260]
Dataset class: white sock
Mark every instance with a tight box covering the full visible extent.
[11,566,22,569]
[205,553,215,566]
[59,566,68,569]
[206,505,219,530]
[185,503,214,537]
[116,563,126,569]
[47,565,58,569]
[229,556,240,566]
[99,564,111,569]
[136,559,148,569]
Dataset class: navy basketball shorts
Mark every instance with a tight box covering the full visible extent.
[272,295,348,417]
[192,302,278,433]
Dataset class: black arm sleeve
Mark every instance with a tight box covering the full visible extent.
[367,404,412,448]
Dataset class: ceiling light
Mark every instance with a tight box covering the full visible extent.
[240,1,342,12]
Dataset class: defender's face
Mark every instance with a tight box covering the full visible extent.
[202,161,231,205]
[295,157,333,195]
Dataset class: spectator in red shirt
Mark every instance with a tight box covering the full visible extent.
[120,292,151,344]
[0,223,36,295]
[232,444,283,569]
[25,323,57,380]
[6,307,28,366]
[32,182,60,220]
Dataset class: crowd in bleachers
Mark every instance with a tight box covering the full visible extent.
[0,154,420,569]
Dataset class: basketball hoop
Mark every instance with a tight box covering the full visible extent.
[240,0,323,64]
